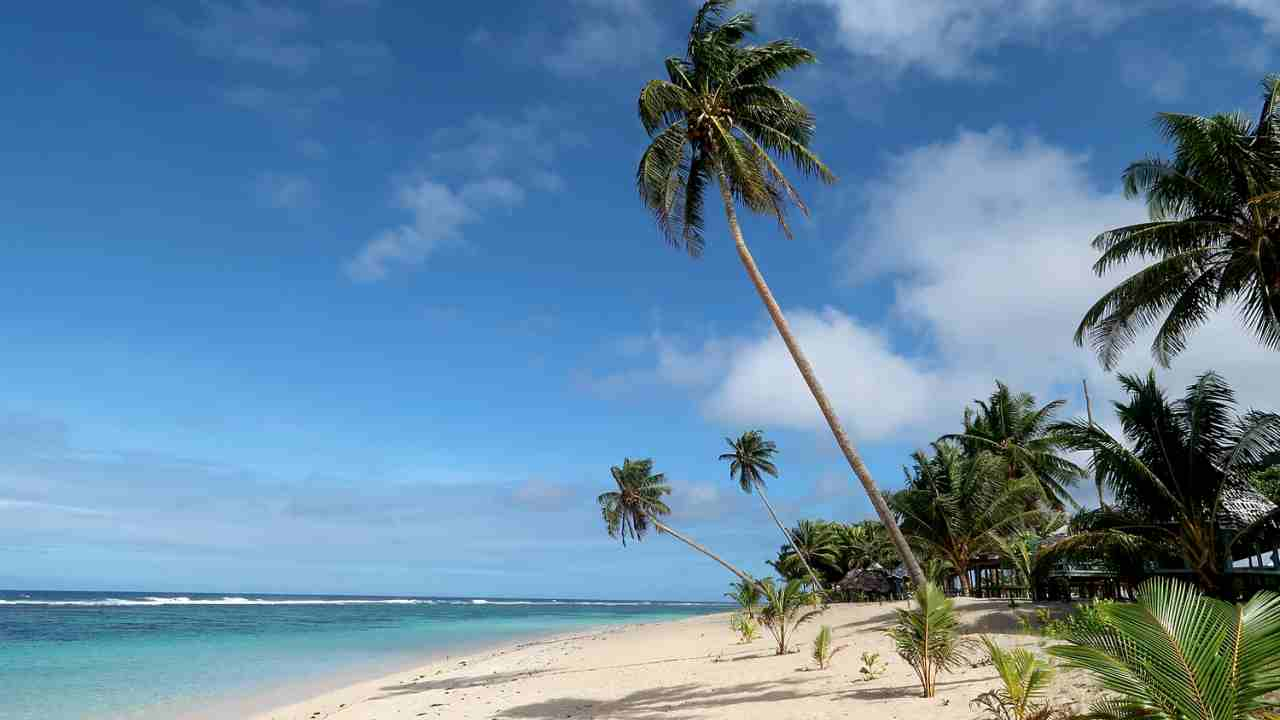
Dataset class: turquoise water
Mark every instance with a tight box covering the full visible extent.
[0,591,727,719]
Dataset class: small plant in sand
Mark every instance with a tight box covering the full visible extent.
[730,611,759,643]
[888,581,972,698]
[858,651,886,681]
[725,578,761,618]
[758,578,822,656]
[971,637,1069,720]
[810,625,844,669]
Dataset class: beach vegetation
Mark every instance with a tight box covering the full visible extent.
[944,382,1082,510]
[888,581,972,698]
[598,458,759,586]
[722,430,826,593]
[971,637,1065,720]
[890,443,1043,595]
[1048,577,1280,720]
[1051,371,1280,597]
[1076,76,1280,370]
[810,624,843,669]
[635,0,925,588]
[730,611,760,643]
[758,578,822,655]
[858,651,887,681]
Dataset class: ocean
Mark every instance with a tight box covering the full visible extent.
[0,590,728,720]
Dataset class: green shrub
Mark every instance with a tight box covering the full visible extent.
[971,637,1067,720]
[729,611,759,643]
[1039,599,1112,639]
[858,651,887,681]
[811,625,843,669]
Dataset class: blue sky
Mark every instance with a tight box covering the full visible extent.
[3,0,1280,600]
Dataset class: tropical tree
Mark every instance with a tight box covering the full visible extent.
[725,578,761,619]
[757,577,822,655]
[831,520,895,575]
[1048,577,1280,720]
[635,0,924,587]
[1052,371,1280,597]
[771,519,839,584]
[888,581,972,698]
[890,442,1043,594]
[1253,465,1280,504]
[598,458,757,585]
[945,381,1082,510]
[990,521,1065,603]
[721,430,825,592]
[1076,76,1280,370]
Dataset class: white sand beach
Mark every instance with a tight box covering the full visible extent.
[250,598,1099,720]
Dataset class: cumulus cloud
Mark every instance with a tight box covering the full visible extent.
[797,0,1133,79]
[610,127,1280,447]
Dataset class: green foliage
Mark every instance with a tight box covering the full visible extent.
[724,578,761,618]
[1076,76,1280,369]
[636,0,835,256]
[1052,371,1280,596]
[891,443,1043,595]
[992,525,1065,604]
[1252,465,1280,505]
[858,651,887,681]
[945,381,1083,509]
[1038,599,1114,640]
[758,578,822,656]
[729,611,759,643]
[1048,577,1280,720]
[972,637,1058,720]
[811,625,843,669]
[597,458,672,545]
[888,581,973,697]
[719,430,779,493]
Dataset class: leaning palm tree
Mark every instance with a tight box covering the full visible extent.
[635,0,924,587]
[890,442,1043,595]
[1048,577,1280,720]
[720,430,825,592]
[1076,76,1280,369]
[598,457,757,585]
[1052,371,1280,597]
[945,381,1082,510]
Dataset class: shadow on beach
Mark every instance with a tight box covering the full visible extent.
[493,677,837,720]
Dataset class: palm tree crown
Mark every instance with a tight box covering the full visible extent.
[945,381,1082,509]
[720,429,779,493]
[598,458,672,546]
[636,0,834,255]
[1077,76,1280,369]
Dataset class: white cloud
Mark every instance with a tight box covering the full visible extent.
[348,110,578,281]
[345,178,522,281]
[545,0,663,76]
[253,172,312,208]
[797,0,1133,79]
[1217,0,1280,35]
[614,127,1280,448]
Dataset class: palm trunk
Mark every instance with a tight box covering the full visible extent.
[647,513,758,587]
[714,174,926,590]
[1083,379,1105,510]
[754,480,826,594]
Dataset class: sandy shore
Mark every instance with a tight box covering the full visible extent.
[251,598,1099,720]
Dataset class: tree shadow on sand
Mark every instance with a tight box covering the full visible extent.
[495,677,838,720]
[837,674,996,701]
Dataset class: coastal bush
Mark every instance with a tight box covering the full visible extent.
[971,637,1065,720]
[858,651,886,681]
[758,578,822,656]
[1038,599,1112,640]
[729,611,759,643]
[810,625,843,669]
[888,581,972,697]
[725,579,761,619]
[1048,577,1280,720]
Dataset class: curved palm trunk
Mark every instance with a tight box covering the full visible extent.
[715,174,927,590]
[646,512,758,587]
[753,480,826,594]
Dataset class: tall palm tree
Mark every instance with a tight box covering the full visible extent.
[720,430,825,592]
[1052,371,1280,597]
[1076,76,1280,369]
[635,0,925,587]
[598,457,757,585]
[945,381,1082,510]
[890,443,1043,595]
[831,520,895,574]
